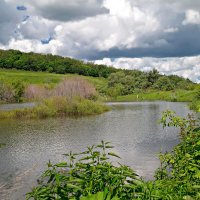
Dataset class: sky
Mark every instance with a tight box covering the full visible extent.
[0,0,200,82]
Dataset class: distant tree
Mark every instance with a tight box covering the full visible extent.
[108,72,126,87]
[147,68,160,86]
[153,76,175,91]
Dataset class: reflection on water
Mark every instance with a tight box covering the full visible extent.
[0,101,194,200]
[0,102,36,111]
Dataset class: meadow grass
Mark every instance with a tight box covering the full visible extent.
[0,69,108,88]
[0,97,109,119]
[0,69,198,104]
[112,89,197,102]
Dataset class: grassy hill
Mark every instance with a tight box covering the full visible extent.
[0,68,108,92]
[0,49,199,108]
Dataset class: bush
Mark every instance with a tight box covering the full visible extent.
[12,80,25,102]
[24,78,97,101]
[153,76,175,91]
[26,141,142,200]
[0,81,15,102]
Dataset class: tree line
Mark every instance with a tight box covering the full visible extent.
[0,49,118,78]
[0,49,195,99]
[106,70,194,97]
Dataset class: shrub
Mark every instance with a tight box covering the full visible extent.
[153,76,175,91]
[26,141,143,200]
[12,80,25,102]
[53,78,97,99]
[24,78,97,101]
[0,81,15,102]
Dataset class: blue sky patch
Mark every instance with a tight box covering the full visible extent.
[41,36,53,44]
[16,5,27,11]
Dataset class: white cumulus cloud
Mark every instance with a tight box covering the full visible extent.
[95,56,200,83]
[183,9,200,25]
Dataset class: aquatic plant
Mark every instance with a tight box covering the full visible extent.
[0,97,109,119]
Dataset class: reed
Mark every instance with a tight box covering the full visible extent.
[0,97,109,119]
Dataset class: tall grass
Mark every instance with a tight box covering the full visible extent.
[24,78,97,101]
[0,97,109,119]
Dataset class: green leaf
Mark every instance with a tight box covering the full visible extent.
[108,152,121,159]
[55,162,68,167]
[67,184,82,191]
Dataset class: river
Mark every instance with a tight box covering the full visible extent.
[0,101,195,200]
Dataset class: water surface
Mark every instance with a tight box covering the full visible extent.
[0,102,36,111]
[0,101,194,200]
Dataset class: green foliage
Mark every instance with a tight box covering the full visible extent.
[0,80,14,102]
[111,89,197,102]
[0,143,5,148]
[147,68,160,86]
[154,110,200,199]
[0,79,25,103]
[189,89,200,112]
[189,100,200,112]
[0,69,108,99]
[26,141,144,200]
[80,191,120,200]
[107,69,195,98]
[0,97,109,119]
[0,49,117,78]
[0,49,195,99]
[153,76,175,91]
[12,80,25,102]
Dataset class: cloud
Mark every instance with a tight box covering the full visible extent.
[95,56,200,83]
[22,15,30,22]
[0,38,63,55]
[7,0,108,21]
[182,9,200,25]
[164,28,179,33]
[0,0,200,82]
[2,0,200,58]
[0,1,21,44]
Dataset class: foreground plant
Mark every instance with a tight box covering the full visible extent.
[154,110,200,199]
[27,111,200,199]
[26,141,148,200]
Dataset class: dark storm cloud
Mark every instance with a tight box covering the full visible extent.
[77,24,200,60]
[30,0,108,21]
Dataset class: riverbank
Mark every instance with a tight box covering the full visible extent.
[108,89,197,102]
[1,69,199,114]
[189,100,200,112]
[0,97,109,119]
